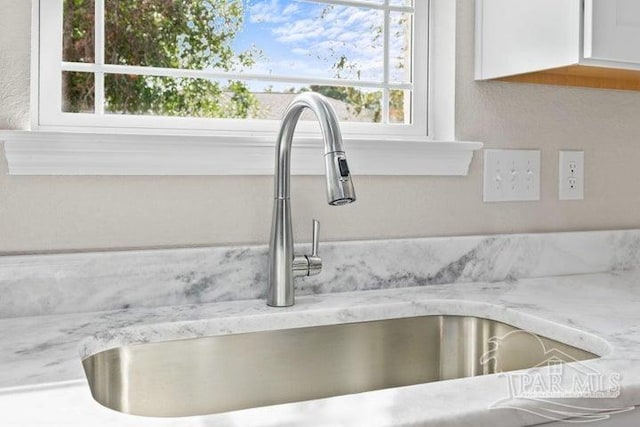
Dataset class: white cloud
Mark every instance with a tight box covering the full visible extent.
[249,0,286,23]
[247,1,395,82]
[282,3,299,15]
[249,0,301,24]
[273,19,324,42]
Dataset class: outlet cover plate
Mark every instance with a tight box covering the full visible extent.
[484,149,541,202]
[559,150,584,200]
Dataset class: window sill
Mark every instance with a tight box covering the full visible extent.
[0,131,483,176]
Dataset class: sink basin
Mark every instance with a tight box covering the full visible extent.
[83,315,598,417]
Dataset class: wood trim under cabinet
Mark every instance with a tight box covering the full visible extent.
[498,65,640,91]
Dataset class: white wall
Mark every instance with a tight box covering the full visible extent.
[0,0,30,130]
[1,0,640,253]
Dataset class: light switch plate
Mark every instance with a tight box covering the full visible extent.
[559,150,584,200]
[483,149,541,202]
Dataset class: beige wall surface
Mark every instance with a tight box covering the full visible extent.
[1,0,640,254]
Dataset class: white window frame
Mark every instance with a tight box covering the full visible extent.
[1,0,482,175]
[39,0,427,138]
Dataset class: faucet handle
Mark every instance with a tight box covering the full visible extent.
[311,219,320,257]
[292,219,323,277]
[307,219,322,276]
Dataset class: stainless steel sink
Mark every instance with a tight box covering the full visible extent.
[83,315,598,417]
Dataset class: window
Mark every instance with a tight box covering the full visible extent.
[38,0,428,138]
[1,0,482,175]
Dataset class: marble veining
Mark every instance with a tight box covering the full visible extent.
[2,229,640,318]
[2,230,640,425]
[2,272,640,426]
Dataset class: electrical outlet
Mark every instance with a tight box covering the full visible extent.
[559,150,584,200]
[483,149,541,202]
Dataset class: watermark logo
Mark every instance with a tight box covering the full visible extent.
[482,330,633,423]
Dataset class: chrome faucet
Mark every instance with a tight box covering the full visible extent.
[267,93,356,307]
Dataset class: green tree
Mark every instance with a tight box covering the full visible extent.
[62,0,260,118]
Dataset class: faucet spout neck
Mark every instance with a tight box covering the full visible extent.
[274,93,346,200]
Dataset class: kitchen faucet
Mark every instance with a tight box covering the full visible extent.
[267,92,356,307]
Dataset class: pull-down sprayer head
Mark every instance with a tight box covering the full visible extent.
[324,151,356,206]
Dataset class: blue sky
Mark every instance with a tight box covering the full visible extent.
[230,0,394,90]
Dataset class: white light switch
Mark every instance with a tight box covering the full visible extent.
[559,150,584,200]
[483,149,541,202]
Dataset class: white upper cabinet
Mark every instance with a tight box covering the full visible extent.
[476,0,640,89]
[584,0,640,65]
[475,0,581,80]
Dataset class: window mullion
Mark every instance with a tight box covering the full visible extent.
[60,62,413,90]
[382,1,390,125]
[307,0,413,13]
[94,0,105,115]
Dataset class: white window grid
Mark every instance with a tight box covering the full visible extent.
[37,0,429,138]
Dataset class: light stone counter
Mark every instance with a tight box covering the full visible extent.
[2,271,640,426]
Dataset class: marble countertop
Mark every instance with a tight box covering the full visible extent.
[2,271,640,426]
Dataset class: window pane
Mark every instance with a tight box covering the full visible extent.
[389,12,412,84]
[389,89,410,124]
[256,85,382,123]
[104,74,260,119]
[62,71,95,113]
[103,74,382,122]
[62,0,95,63]
[246,1,384,81]
[104,1,385,82]
[104,0,251,71]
